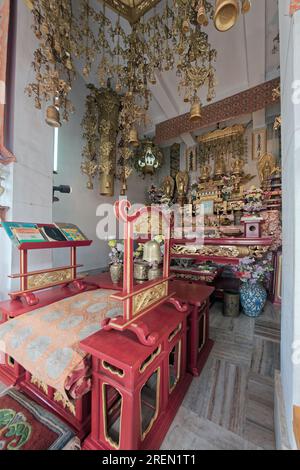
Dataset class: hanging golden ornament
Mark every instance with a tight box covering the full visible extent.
[214,0,239,32]
[129,127,139,147]
[241,0,251,14]
[45,105,61,128]
[190,98,202,122]
[197,1,209,26]
[182,19,190,34]
[115,82,122,93]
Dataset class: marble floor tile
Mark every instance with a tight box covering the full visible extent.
[183,357,248,435]
[250,337,280,378]
[161,408,262,451]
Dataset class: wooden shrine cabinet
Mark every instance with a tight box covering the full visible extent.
[80,305,192,451]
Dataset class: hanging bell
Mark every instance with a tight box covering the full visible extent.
[129,127,139,147]
[190,99,202,122]
[45,105,61,128]
[241,0,251,14]
[197,2,209,26]
[214,0,239,32]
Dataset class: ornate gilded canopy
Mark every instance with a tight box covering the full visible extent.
[104,0,161,23]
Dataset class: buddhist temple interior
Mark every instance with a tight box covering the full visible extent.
[0,0,299,454]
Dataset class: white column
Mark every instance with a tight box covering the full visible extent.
[279,0,300,448]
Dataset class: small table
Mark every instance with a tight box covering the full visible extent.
[170,280,215,377]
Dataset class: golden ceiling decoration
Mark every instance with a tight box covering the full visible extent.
[104,0,161,23]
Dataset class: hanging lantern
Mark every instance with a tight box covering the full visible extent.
[129,127,139,147]
[45,105,61,128]
[136,140,164,176]
[214,0,239,32]
[190,98,202,122]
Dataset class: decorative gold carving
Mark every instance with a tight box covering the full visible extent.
[162,176,175,200]
[31,376,48,395]
[133,282,168,316]
[139,346,162,374]
[258,153,277,186]
[197,125,245,144]
[27,269,73,290]
[81,86,120,196]
[172,245,270,259]
[54,391,76,416]
[104,0,161,23]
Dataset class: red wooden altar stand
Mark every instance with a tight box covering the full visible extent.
[80,304,191,451]
[170,280,215,377]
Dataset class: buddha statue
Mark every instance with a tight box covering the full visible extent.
[200,162,211,182]
[162,176,175,200]
[232,158,244,177]
[214,155,226,179]
[176,171,189,206]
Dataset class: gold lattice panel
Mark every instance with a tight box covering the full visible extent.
[104,0,160,22]
[133,281,168,316]
[27,269,73,290]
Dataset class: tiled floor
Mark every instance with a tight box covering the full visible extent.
[0,301,280,451]
[162,301,280,451]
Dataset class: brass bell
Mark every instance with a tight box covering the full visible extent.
[190,99,202,122]
[214,0,239,32]
[197,2,209,26]
[143,240,162,264]
[45,105,61,128]
[241,0,251,14]
[129,127,139,147]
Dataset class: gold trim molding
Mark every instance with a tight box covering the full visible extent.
[171,245,270,259]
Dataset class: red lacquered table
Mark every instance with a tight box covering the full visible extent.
[170,280,215,377]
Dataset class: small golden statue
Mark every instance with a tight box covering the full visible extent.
[258,153,276,187]
[214,155,226,179]
[176,171,189,206]
[232,157,245,177]
[162,176,175,200]
[200,162,211,182]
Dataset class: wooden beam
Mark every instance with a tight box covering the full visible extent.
[155,78,280,145]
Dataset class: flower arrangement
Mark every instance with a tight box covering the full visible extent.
[233,256,273,285]
[243,186,264,213]
[108,240,124,265]
[221,175,236,200]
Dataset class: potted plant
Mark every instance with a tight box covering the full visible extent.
[233,256,273,317]
[108,240,124,284]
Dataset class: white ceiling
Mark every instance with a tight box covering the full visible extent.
[79,0,280,143]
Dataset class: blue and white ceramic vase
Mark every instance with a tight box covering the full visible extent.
[240,282,267,317]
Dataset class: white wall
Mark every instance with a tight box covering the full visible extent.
[53,74,152,272]
[0,1,53,299]
[279,0,300,448]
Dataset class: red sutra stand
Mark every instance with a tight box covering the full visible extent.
[80,304,191,451]
[80,201,215,450]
